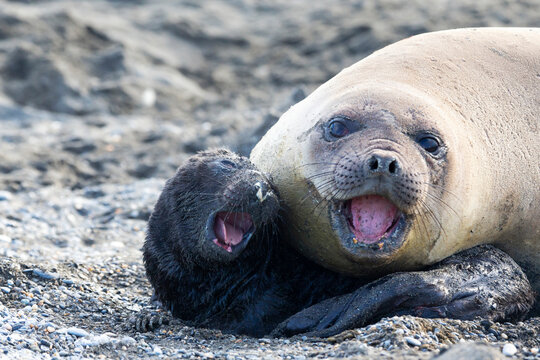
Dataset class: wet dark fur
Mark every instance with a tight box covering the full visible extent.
[142,149,362,337]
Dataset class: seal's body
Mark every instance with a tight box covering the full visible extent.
[250,28,540,293]
[142,149,361,336]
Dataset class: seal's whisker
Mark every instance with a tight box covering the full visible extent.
[410,207,429,245]
[422,190,461,221]
[423,182,462,203]
[304,171,335,182]
[416,198,448,242]
[299,178,334,205]
[309,187,335,220]
[411,204,434,246]
[294,162,339,170]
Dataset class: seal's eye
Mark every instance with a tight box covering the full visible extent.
[328,120,350,138]
[323,116,360,142]
[418,136,440,154]
[219,159,237,169]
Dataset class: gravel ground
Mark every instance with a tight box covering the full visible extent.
[0,0,538,359]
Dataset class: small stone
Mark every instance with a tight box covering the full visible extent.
[529,347,538,354]
[500,333,508,339]
[46,326,55,333]
[120,336,136,346]
[67,327,89,337]
[0,287,11,294]
[480,319,493,329]
[149,345,162,355]
[23,269,59,280]
[502,343,517,356]
[0,191,12,201]
[301,336,307,341]
[40,339,51,348]
[405,337,421,347]
[395,329,405,335]
[141,88,157,107]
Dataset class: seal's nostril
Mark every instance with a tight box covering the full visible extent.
[389,160,397,174]
[369,157,379,171]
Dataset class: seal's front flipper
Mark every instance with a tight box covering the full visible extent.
[408,245,536,322]
[272,245,535,338]
[271,293,354,337]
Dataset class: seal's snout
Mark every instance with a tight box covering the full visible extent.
[367,153,400,175]
[254,181,272,203]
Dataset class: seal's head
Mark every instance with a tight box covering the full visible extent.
[146,149,280,268]
[251,79,466,276]
[304,95,449,265]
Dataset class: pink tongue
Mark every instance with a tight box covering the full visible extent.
[213,212,253,247]
[350,195,398,243]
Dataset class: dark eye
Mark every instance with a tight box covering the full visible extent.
[418,136,440,154]
[220,159,237,168]
[328,120,350,138]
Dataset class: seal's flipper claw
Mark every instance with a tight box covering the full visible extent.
[133,311,170,333]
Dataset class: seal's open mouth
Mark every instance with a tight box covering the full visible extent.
[212,212,254,253]
[343,195,402,244]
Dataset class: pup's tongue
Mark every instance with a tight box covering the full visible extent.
[349,195,399,244]
[213,212,253,252]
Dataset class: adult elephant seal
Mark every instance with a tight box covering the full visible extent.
[251,28,540,322]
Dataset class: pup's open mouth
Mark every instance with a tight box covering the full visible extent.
[343,195,402,245]
[212,212,255,253]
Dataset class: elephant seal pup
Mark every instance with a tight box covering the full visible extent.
[250,28,540,294]
[142,149,365,336]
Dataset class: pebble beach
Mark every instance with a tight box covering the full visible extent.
[0,0,538,358]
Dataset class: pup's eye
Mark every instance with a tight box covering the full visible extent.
[328,120,350,138]
[219,159,237,168]
[417,136,440,154]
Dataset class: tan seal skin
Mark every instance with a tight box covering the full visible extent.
[250,28,540,293]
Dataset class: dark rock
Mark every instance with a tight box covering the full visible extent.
[62,138,97,155]
[88,45,125,79]
[183,138,206,154]
[128,163,158,179]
